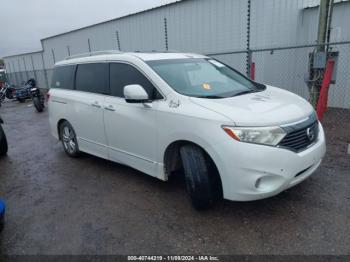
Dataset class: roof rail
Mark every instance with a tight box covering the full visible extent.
[65,50,123,60]
[134,49,181,53]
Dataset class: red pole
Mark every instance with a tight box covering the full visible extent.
[250,62,255,80]
[316,59,335,121]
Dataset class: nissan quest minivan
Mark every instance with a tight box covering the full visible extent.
[48,51,326,209]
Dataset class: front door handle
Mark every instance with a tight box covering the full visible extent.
[104,105,116,112]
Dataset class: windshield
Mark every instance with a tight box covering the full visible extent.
[147,58,265,98]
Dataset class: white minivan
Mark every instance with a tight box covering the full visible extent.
[48,51,326,209]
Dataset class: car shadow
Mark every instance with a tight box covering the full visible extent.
[67,150,313,218]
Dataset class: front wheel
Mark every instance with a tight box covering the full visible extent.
[180,144,222,210]
[59,121,80,157]
[0,124,8,156]
[33,96,44,112]
[0,95,4,107]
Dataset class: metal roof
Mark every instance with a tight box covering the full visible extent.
[2,50,43,59]
[304,0,349,9]
[2,0,187,59]
[41,0,187,41]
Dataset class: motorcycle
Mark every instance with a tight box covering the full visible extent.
[0,116,7,232]
[15,79,35,103]
[0,83,15,107]
[0,116,7,156]
[30,86,45,113]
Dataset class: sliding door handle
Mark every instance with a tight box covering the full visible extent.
[104,105,116,112]
[91,102,102,108]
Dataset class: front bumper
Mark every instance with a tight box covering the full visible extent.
[214,123,326,201]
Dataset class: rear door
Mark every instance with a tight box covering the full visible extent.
[49,65,76,139]
[72,63,109,159]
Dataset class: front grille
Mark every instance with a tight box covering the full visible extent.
[279,120,319,152]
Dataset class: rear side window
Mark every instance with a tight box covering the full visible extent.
[109,63,162,99]
[51,65,75,90]
[75,63,107,94]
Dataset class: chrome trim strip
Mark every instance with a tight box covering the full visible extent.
[51,100,67,104]
[280,112,317,128]
[280,117,310,127]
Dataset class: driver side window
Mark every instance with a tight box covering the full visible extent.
[109,63,163,100]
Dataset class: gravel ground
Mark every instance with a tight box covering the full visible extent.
[0,100,349,255]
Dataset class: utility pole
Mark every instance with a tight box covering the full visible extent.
[246,0,252,78]
[309,0,334,108]
[316,0,331,52]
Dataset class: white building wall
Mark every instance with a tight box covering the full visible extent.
[4,52,47,88]
[3,0,350,108]
[252,1,350,108]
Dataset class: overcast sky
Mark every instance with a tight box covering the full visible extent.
[1,0,176,58]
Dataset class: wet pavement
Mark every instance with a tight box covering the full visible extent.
[0,100,349,255]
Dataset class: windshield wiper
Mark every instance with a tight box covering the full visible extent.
[232,90,260,97]
[194,95,225,99]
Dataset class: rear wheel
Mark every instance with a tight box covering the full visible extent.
[33,96,44,112]
[180,144,222,210]
[59,121,80,157]
[17,98,25,103]
[0,124,8,156]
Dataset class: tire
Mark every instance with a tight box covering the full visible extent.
[5,90,13,99]
[0,203,4,232]
[180,144,222,210]
[0,124,8,156]
[33,97,43,112]
[59,121,80,157]
[17,98,25,103]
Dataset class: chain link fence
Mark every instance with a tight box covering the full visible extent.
[211,42,350,110]
[6,42,350,113]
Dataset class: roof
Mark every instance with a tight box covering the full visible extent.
[132,52,207,61]
[41,0,186,41]
[56,52,207,66]
[2,50,43,59]
[304,0,349,9]
[3,1,187,59]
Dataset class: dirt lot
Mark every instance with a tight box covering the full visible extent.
[0,100,349,255]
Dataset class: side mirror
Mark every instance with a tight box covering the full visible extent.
[124,84,150,104]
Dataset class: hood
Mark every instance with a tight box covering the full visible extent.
[189,86,315,126]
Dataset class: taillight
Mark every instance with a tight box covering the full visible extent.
[46,92,51,102]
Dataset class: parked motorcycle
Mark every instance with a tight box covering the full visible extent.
[0,116,8,156]
[0,117,8,231]
[0,83,15,107]
[15,79,36,103]
[30,86,45,113]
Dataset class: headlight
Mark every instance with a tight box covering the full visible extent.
[222,126,287,146]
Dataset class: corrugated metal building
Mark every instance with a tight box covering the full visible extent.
[3,0,350,108]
